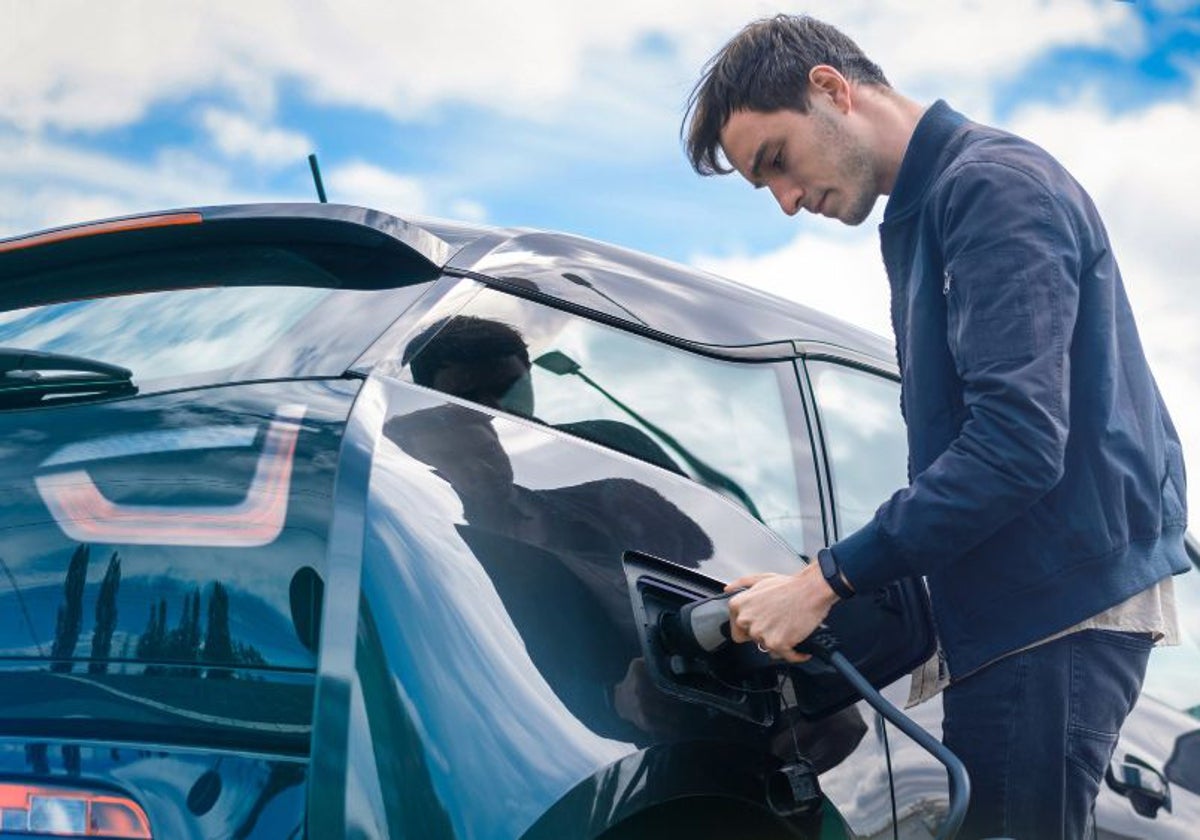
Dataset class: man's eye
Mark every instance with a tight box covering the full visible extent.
[772,151,784,170]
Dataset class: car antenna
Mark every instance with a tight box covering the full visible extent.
[308,153,328,203]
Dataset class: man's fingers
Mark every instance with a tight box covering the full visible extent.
[724,573,773,592]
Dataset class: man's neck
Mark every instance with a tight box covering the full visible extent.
[855,87,928,196]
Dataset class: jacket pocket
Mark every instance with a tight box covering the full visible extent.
[944,249,1040,372]
[1161,436,1187,526]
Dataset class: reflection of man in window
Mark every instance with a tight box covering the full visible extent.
[405,315,534,417]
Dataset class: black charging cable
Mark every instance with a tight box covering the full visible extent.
[664,593,970,840]
[794,628,969,840]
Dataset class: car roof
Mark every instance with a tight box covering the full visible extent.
[0,203,895,368]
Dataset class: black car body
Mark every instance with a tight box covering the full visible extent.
[0,204,1195,839]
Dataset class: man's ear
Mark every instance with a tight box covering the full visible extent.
[808,65,852,114]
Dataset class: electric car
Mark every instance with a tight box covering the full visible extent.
[0,204,1194,839]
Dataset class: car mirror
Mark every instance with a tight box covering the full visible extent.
[1106,753,1172,818]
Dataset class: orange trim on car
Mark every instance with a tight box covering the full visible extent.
[0,212,203,254]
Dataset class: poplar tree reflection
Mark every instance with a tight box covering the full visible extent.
[49,545,87,672]
[88,552,120,674]
[46,545,265,677]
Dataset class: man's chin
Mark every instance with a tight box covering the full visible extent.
[840,196,879,227]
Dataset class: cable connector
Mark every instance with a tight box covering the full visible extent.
[793,625,840,663]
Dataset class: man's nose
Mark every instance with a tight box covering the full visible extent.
[769,181,804,216]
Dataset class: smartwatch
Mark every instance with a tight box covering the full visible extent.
[817,547,855,600]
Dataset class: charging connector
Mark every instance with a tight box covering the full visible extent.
[658,593,970,840]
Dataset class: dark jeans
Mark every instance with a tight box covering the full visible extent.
[942,628,1153,840]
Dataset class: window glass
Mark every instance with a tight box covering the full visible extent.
[0,286,331,383]
[401,290,810,553]
[807,361,907,536]
[1142,555,1200,717]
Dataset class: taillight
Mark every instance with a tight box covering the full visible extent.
[0,783,151,838]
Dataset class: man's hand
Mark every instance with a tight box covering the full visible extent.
[725,564,840,664]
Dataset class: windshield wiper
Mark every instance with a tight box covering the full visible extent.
[0,348,136,408]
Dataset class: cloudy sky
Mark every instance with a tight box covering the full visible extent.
[3,0,1198,516]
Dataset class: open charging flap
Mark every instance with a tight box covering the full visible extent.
[623,550,937,723]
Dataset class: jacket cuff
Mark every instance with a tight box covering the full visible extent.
[831,519,903,593]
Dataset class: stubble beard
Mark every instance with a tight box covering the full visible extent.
[815,109,880,226]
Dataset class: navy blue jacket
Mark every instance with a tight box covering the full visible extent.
[832,101,1189,678]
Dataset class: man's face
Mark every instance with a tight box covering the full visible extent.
[431,354,534,417]
[720,103,880,226]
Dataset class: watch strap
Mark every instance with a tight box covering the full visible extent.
[818,547,855,600]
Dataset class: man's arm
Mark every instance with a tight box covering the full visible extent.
[835,159,1082,592]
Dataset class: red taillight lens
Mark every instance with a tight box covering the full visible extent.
[0,783,151,838]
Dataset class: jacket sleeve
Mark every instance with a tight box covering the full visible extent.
[834,160,1082,591]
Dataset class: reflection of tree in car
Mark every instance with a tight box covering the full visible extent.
[89,551,120,674]
[50,545,88,672]
[133,582,266,677]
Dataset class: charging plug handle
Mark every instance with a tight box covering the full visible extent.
[659,590,742,657]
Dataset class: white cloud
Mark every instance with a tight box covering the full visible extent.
[0,1,1140,134]
[0,133,297,237]
[325,161,429,217]
[694,217,890,336]
[449,199,488,223]
[200,108,311,167]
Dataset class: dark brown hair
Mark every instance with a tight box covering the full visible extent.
[683,14,889,175]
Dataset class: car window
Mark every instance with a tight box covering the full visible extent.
[400,288,814,554]
[806,360,907,537]
[0,243,435,395]
[0,286,331,382]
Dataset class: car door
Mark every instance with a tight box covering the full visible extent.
[308,283,936,839]
[802,356,953,840]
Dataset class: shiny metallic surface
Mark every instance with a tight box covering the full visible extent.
[320,376,889,838]
[448,229,894,360]
[0,378,359,836]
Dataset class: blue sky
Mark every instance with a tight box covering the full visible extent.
[2,0,1198,512]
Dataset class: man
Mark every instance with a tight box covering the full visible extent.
[683,15,1189,839]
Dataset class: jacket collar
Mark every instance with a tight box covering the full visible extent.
[882,100,968,225]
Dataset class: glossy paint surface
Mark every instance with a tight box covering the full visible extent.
[319,375,898,838]
[0,380,358,762]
